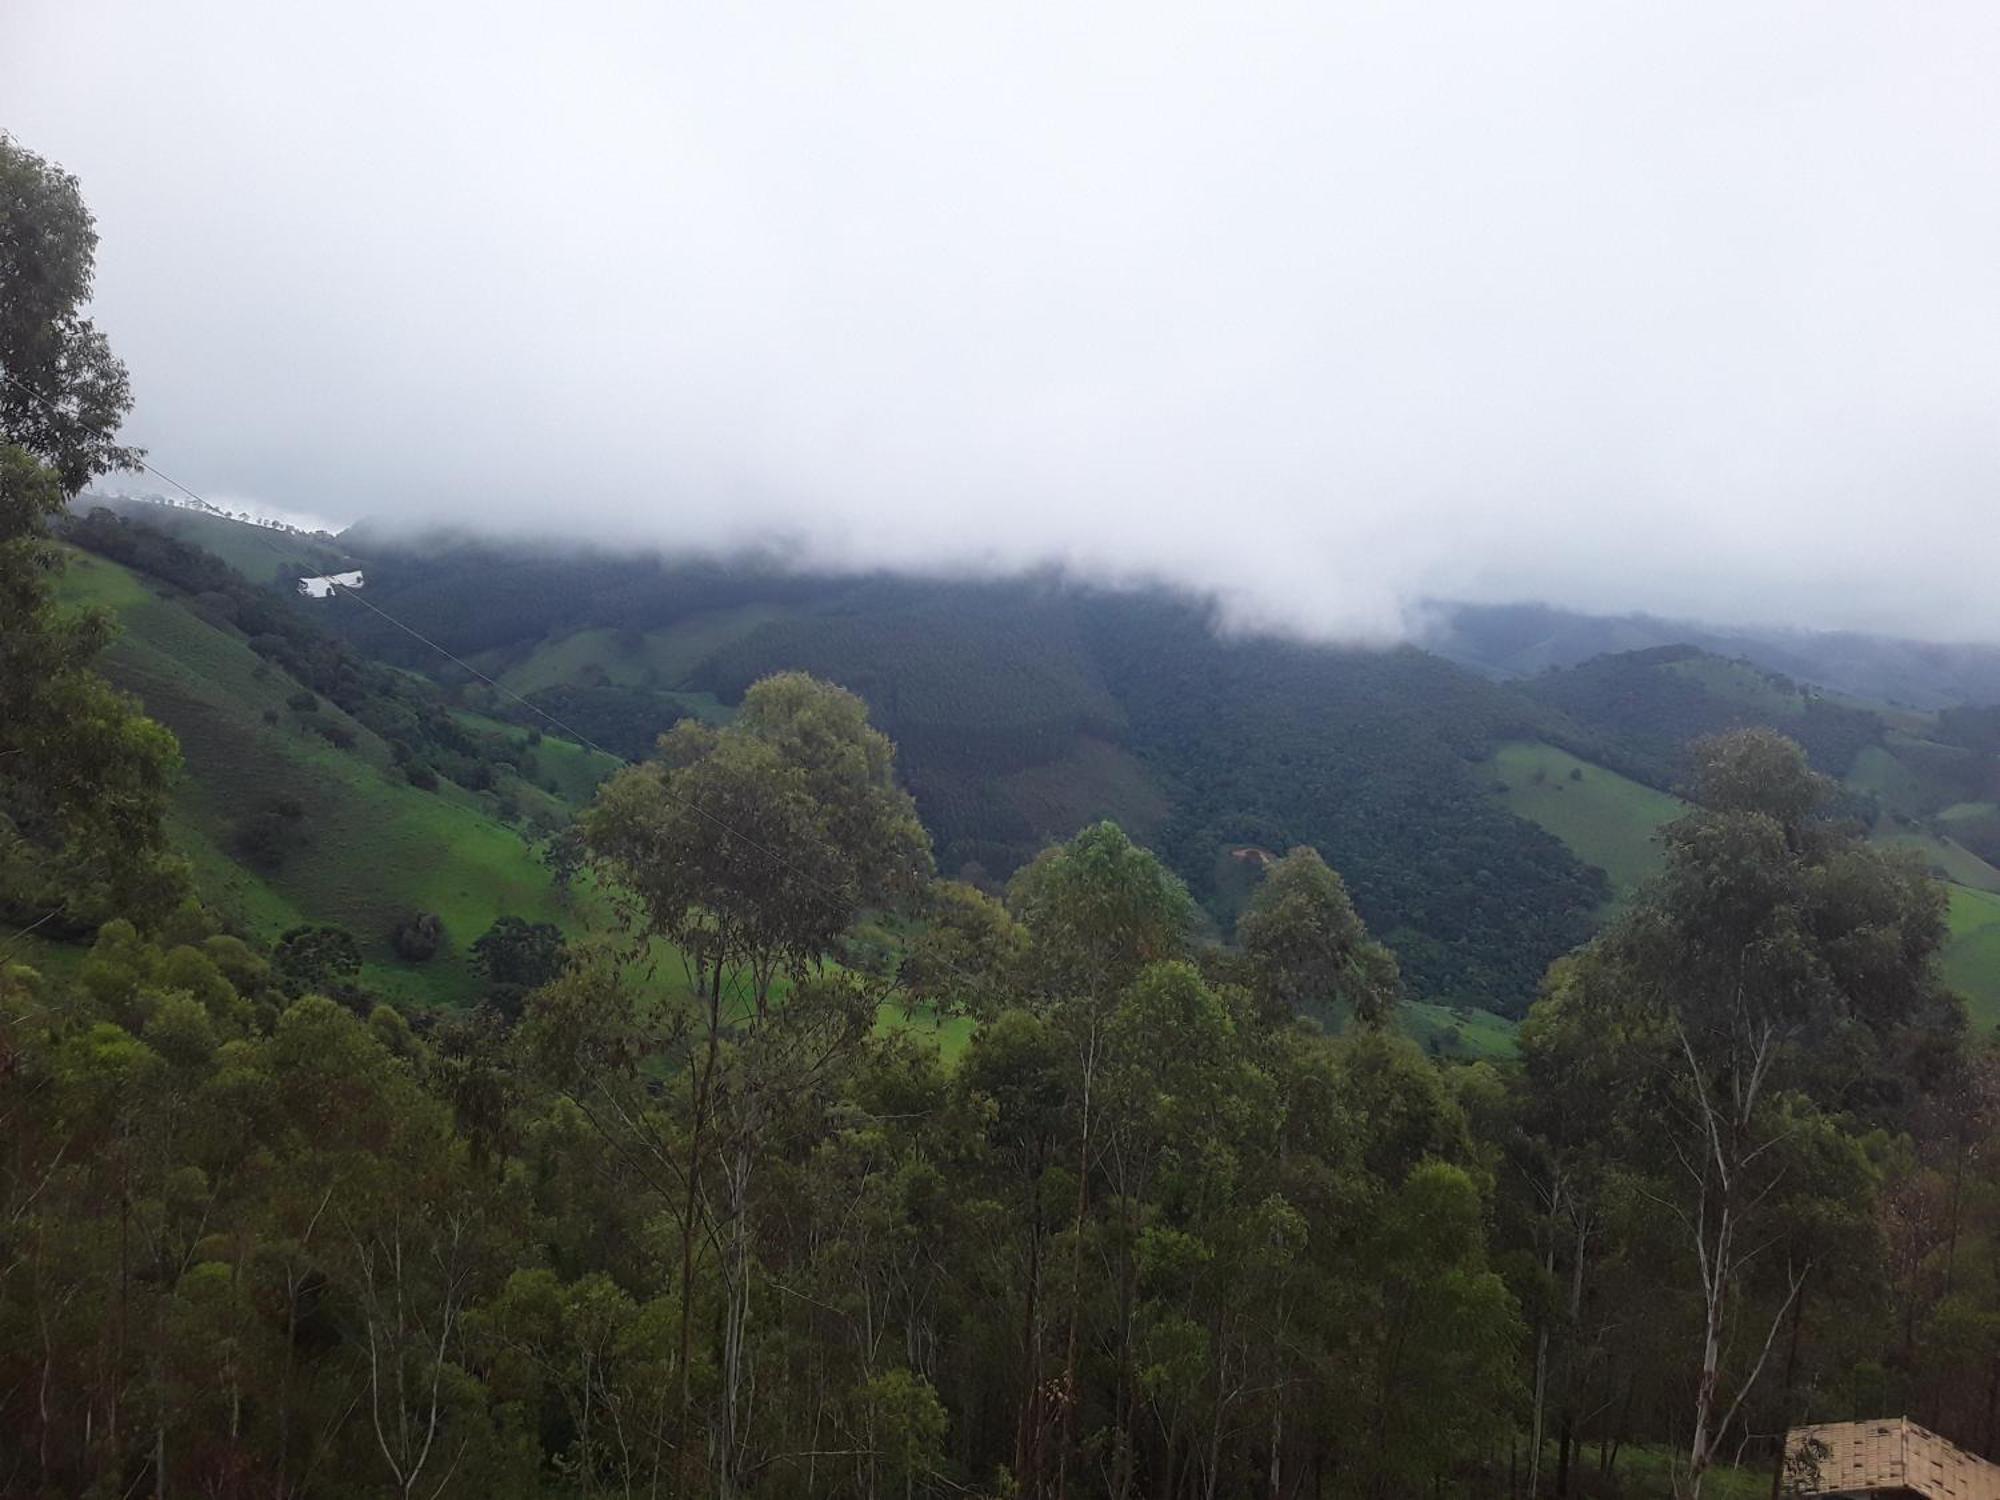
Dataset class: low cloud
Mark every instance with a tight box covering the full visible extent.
[11,1,2000,641]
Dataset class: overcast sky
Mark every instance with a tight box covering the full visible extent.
[8,2,2000,640]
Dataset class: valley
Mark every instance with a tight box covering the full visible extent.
[60,496,2000,1042]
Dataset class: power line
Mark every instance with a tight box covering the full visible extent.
[0,908,62,962]
[3,370,963,998]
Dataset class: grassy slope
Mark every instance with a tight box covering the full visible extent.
[1943,884,2000,1033]
[1400,1000,1518,1059]
[1878,831,2000,894]
[446,705,622,820]
[1482,741,1685,899]
[1492,738,2000,1030]
[1942,800,2000,829]
[1849,744,1930,817]
[876,1003,979,1063]
[497,607,792,698]
[59,550,575,1006]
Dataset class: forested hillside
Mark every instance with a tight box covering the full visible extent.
[64,493,2000,1032]
[287,542,1611,1011]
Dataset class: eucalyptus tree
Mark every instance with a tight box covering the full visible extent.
[1235,845,1400,1027]
[576,671,931,1494]
[0,139,185,934]
[1,407,184,935]
[1542,729,1952,1496]
[0,134,140,492]
[1005,821,1192,1499]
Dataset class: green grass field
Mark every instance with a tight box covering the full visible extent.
[1483,741,1685,899]
[1871,729,1994,817]
[876,1001,978,1062]
[1942,883,2000,1033]
[1400,999,1519,1059]
[1941,799,2000,828]
[447,706,622,817]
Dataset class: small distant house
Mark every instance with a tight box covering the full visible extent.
[1786,1417,2000,1499]
[297,570,364,599]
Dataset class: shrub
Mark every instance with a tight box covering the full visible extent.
[232,811,293,873]
[271,923,362,995]
[390,910,443,962]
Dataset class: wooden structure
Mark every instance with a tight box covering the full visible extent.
[1786,1418,2000,1499]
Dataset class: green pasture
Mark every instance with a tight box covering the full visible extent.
[1483,740,1684,899]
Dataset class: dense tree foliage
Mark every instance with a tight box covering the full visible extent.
[0,449,187,931]
[0,139,186,934]
[0,134,139,491]
[331,541,828,661]
[518,681,693,761]
[1234,846,1401,1028]
[1,808,1532,1497]
[471,916,569,1010]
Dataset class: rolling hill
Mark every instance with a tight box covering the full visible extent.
[53,542,618,1006]
[1430,599,2000,711]
[318,541,1614,1011]
[56,500,2000,1033]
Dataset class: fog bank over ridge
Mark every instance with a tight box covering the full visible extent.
[11,1,2000,643]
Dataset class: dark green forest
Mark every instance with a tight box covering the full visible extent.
[11,132,2000,1500]
[312,550,1613,1011]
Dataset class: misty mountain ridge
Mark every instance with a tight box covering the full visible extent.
[1424,599,2000,711]
[62,497,2000,1032]
[91,488,2000,713]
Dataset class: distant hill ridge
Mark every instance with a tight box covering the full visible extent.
[61,500,2000,1027]
[1427,599,2000,710]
